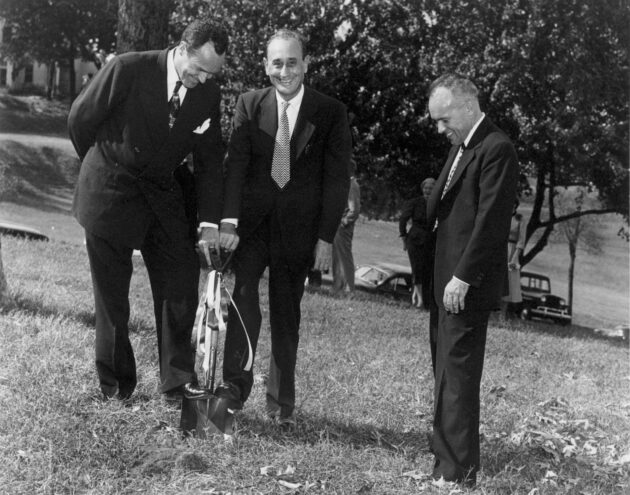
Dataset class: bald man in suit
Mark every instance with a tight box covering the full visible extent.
[426,73,518,486]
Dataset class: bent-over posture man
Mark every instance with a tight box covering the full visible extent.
[426,73,518,486]
[215,29,352,426]
[68,18,229,401]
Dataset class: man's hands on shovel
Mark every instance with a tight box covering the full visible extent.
[198,224,240,268]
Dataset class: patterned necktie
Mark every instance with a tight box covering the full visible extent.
[168,80,183,130]
[441,146,464,199]
[434,146,464,231]
[271,101,291,188]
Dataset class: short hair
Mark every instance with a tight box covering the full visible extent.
[421,177,436,188]
[266,29,307,58]
[428,73,479,101]
[181,17,229,56]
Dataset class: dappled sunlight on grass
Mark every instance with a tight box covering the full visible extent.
[1,236,628,493]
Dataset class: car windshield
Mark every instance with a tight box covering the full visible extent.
[521,275,550,293]
[356,266,388,286]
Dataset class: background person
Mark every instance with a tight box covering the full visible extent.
[425,73,519,486]
[399,177,436,308]
[67,17,229,401]
[215,29,352,427]
[331,163,361,293]
[501,199,527,318]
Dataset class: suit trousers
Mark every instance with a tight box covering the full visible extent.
[332,223,355,291]
[85,219,199,397]
[430,307,489,485]
[222,214,309,417]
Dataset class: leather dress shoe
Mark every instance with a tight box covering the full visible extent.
[214,382,243,409]
[165,382,211,400]
[268,409,296,429]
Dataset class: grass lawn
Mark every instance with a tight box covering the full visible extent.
[0,236,629,494]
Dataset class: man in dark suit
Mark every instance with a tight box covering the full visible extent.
[68,18,229,401]
[215,29,352,426]
[425,74,518,485]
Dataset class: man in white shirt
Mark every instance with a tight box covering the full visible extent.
[215,29,352,427]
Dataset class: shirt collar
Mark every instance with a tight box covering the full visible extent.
[167,48,187,101]
[463,113,485,148]
[275,85,305,111]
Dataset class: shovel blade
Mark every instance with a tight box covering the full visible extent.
[180,395,236,438]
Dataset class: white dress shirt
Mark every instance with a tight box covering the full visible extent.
[167,48,187,104]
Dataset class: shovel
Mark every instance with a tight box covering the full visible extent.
[180,248,236,438]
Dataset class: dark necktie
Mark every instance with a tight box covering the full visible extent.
[271,101,291,188]
[168,80,183,130]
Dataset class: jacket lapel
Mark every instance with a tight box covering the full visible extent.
[138,49,169,150]
[258,89,278,140]
[428,145,458,218]
[440,116,496,198]
[294,87,316,160]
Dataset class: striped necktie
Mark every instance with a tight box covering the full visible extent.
[441,146,464,199]
[271,101,291,188]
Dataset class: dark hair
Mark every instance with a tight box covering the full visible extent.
[266,29,307,58]
[181,17,229,56]
[428,73,479,100]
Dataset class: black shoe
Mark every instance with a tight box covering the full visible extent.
[165,382,211,400]
[214,382,243,410]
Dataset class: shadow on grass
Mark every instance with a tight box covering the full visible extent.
[7,292,154,334]
[236,410,430,459]
[500,315,629,348]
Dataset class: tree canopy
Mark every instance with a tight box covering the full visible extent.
[0,0,117,97]
[173,0,628,266]
[1,0,627,266]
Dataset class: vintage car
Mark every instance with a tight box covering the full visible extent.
[354,263,413,301]
[518,271,572,325]
[0,221,49,241]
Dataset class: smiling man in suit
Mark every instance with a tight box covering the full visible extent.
[425,74,518,486]
[68,18,229,402]
[214,29,352,427]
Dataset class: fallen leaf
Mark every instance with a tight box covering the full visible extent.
[278,479,302,490]
[260,465,274,476]
[402,470,426,480]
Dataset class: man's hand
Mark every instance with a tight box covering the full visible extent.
[402,238,407,251]
[411,284,423,308]
[219,222,239,252]
[198,226,219,266]
[443,276,469,314]
[312,239,332,272]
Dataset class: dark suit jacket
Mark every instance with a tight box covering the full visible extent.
[427,117,518,311]
[399,196,431,246]
[68,48,224,248]
[222,86,352,266]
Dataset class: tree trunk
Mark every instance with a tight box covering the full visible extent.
[68,55,77,100]
[46,60,55,100]
[568,242,576,313]
[117,0,175,53]
[0,240,12,308]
